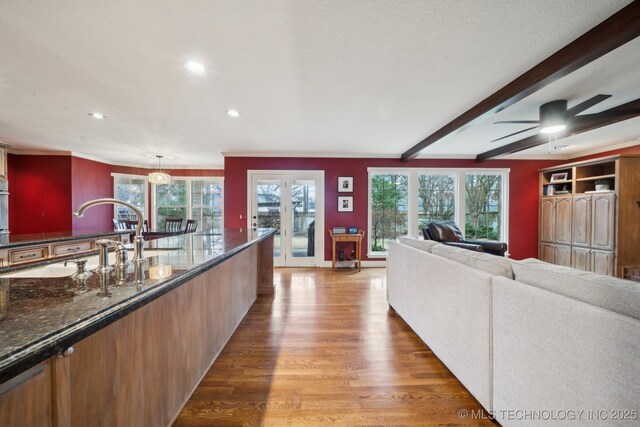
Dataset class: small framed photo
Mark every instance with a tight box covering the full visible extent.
[550,172,568,182]
[338,196,353,212]
[338,176,353,193]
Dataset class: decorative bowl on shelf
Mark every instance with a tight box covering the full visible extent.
[595,179,610,191]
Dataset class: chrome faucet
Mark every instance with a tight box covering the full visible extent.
[73,198,145,263]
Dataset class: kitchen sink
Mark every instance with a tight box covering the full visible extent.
[0,249,176,278]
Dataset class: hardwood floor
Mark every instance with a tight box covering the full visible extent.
[173,268,496,426]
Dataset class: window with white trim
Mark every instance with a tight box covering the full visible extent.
[112,174,148,220]
[155,179,188,230]
[369,173,409,252]
[153,177,224,232]
[191,179,224,232]
[113,174,224,232]
[368,168,509,256]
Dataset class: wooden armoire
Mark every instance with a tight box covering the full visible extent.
[538,155,640,277]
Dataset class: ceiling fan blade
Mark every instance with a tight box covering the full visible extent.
[494,120,539,124]
[477,98,640,162]
[565,94,612,116]
[570,108,640,122]
[490,126,539,142]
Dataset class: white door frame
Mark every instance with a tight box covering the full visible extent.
[248,170,325,267]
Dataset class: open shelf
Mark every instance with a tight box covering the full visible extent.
[541,158,618,196]
[575,174,616,182]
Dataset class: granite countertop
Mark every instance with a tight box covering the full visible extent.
[0,228,275,384]
[0,229,131,249]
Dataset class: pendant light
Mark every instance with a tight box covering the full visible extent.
[148,155,171,185]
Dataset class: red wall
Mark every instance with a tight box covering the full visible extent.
[110,165,224,177]
[7,154,73,234]
[71,157,114,232]
[224,157,561,261]
[7,155,225,234]
[570,143,640,162]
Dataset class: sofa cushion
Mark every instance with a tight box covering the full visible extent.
[512,258,640,320]
[397,236,440,253]
[431,243,513,279]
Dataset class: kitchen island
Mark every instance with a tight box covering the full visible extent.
[0,228,274,427]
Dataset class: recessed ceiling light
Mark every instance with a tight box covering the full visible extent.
[227,110,241,118]
[555,144,571,150]
[184,61,207,75]
[89,112,106,119]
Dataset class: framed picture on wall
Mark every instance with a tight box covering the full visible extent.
[338,196,353,212]
[338,176,353,192]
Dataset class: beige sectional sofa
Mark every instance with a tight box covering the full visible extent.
[387,237,640,426]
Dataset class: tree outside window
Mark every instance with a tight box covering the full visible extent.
[113,176,146,220]
[370,174,408,252]
[191,180,223,232]
[417,174,455,233]
[156,180,187,230]
[465,174,502,241]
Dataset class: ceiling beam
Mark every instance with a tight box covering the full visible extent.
[475,99,640,162]
[400,0,640,162]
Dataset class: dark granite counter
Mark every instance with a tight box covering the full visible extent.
[0,228,275,384]
[0,229,130,249]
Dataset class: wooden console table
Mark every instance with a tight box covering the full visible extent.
[329,229,365,271]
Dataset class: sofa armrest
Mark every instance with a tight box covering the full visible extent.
[465,240,507,256]
[443,242,484,252]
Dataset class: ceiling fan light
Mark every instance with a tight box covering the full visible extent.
[540,124,566,134]
[539,100,568,134]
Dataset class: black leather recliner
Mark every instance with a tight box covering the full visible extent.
[422,220,508,257]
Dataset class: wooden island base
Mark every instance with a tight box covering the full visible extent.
[1,237,273,427]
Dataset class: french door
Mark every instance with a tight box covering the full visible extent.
[249,171,324,267]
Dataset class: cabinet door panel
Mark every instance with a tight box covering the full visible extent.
[0,362,52,427]
[571,247,591,272]
[571,195,591,247]
[591,194,615,250]
[591,250,615,276]
[554,244,572,267]
[539,243,554,263]
[539,198,555,242]
[554,197,572,245]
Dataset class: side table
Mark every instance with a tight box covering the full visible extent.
[329,229,365,272]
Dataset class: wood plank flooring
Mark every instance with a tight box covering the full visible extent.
[173,268,496,426]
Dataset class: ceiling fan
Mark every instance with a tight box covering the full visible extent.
[490,94,640,143]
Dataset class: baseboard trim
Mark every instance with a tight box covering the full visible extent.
[316,260,387,268]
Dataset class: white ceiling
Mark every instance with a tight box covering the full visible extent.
[0,0,637,168]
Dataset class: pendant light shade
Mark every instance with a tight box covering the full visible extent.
[148,155,171,184]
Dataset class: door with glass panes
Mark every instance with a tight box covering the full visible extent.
[249,171,324,267]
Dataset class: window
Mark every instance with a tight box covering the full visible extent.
[155,179,187,230]
[153,177,224,231]
[112,174,147,220]
[368,168,509,256]
[113,175,224,232]
[465,173,503,240]
[417,174,456,230]
[191,179,223,232]
[369,173,409,253]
